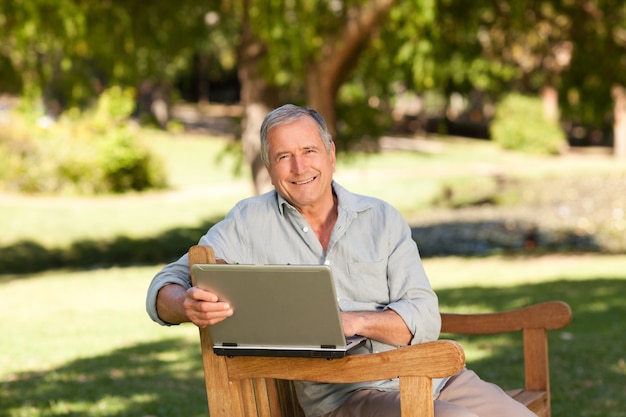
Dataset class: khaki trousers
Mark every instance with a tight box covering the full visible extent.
[319,369,536,417]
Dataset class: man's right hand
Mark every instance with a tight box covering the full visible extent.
[155,283,233,327]
[184,286,234,328]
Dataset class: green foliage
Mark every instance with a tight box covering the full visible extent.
[559,1,626,127]
[336,83,391,148]
[2,0,626,138]
[0,87,166,194]
[0,0,223,109]
[490,93,567,155]
[246,0,361,88]
[96,127,159,193]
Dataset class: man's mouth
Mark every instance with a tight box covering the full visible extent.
[292,176,316,185]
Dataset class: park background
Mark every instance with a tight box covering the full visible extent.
[1,1,626,416]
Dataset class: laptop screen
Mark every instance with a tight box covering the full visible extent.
[192,263,366,357]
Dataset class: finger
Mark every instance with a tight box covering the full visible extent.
[189,306,233,327]
[185,296,233,326]
[187,286,219,302]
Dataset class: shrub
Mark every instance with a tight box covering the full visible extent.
[98,126,165,193]
[490,93,567,155]
[0,87,166,194]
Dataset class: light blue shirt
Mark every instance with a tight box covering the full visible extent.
[146,181,445,417]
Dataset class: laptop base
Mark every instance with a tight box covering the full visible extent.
[214,337,367,359]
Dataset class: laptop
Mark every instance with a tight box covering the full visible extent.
[191,263,367,358]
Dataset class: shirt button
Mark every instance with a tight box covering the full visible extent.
[302,226,309,232]
[324,260,331,266]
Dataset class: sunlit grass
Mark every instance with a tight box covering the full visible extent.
[0,266,194,375]
[1,254,625,417]
[422,253,626,289]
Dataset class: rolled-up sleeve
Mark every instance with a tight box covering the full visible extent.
[145,203,249,326]
[145,253,192,325]
[383,207,441,345]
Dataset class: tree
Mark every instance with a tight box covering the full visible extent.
[392,0,626,156]
[1,0,418,193]
[561,0,626,154]
[236,0,281,194]
[612,85,626,159]
[234,0,405,193]
[5,0,626,197]
[0,0,231,120]
[0,0,88,109]
[425,1,574,124]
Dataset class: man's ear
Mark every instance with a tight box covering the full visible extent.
[265,163,275,187]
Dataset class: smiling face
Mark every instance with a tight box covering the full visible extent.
[266,116,336,214]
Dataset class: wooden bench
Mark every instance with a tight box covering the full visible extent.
[189,245,572,417]
[440,302,572,416]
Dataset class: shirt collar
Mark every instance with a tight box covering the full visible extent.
[275,180,373,216]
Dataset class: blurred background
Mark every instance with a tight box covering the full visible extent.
[1,1,625,417]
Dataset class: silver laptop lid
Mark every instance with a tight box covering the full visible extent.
[192,263,350,352]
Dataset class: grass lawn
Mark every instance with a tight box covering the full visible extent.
[2,132,624,250]
[1,255,625,417]
[0,266,205,417]
[431,254,626,417]
[2,131,626,416]
[0,133,254,249]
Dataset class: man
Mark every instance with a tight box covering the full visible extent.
[146,104,534,417]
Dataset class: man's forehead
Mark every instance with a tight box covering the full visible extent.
[268,117,316,134]
[268,122,325,149]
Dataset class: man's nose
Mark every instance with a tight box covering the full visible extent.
[291,155,306,173]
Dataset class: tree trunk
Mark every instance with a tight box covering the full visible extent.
[137,80,171,130]
[612,85,626,160]
[238,0,396,194]
[238,1,280,195]
[541,85,569,154]
[197,53,210,103]
[541,86,559,123]
[306,66,339,138]
[306,0,396,140]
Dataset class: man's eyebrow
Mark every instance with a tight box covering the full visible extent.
[273,144,321,155]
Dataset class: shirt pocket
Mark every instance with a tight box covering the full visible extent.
[345,259,390,305]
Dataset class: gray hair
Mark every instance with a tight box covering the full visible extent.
[259,104,334,167]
